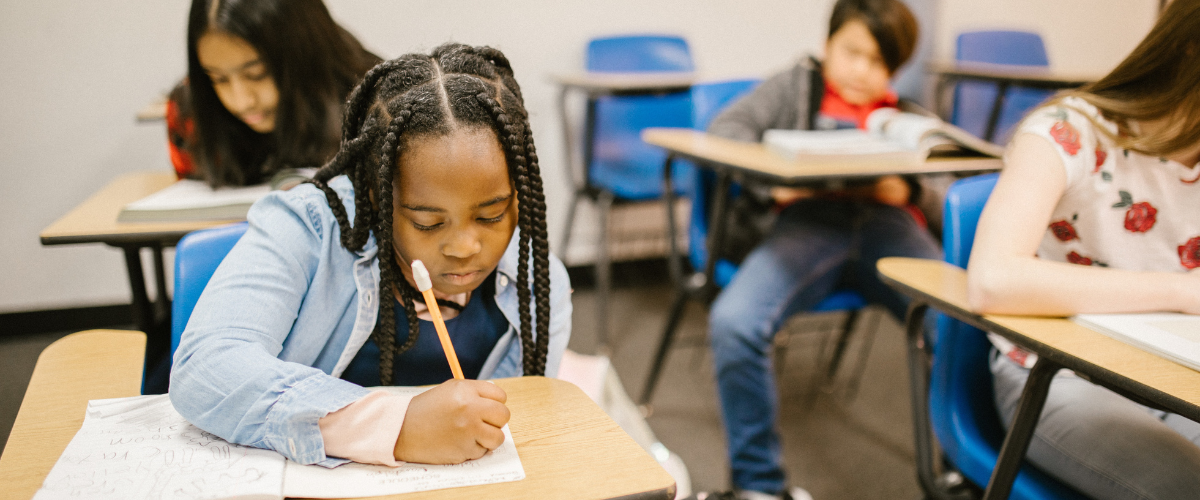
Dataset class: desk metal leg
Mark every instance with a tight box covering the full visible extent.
[983,81,1011,143]
[595,190,614,355]
[905,302,941,496]
[703,172,732,292]
[982,356,1062,500]
[121,245,172,393]
[662,153,681,285]
[122,246,154,335]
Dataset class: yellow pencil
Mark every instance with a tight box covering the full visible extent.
[411,260,465,379]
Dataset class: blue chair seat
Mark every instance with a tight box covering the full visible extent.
[924,173,1087,499]
[171,222,249,355]
[952,31,1055,143]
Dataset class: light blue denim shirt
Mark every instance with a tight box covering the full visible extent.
[169,175,572,466]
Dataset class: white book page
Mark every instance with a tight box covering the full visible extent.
[282,425,524,498]
[282,385,525,498]
[34,395,284,500]
[123,180,270,212]
[1073,313,1200,372]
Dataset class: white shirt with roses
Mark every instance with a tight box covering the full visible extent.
[990,96,1200,369]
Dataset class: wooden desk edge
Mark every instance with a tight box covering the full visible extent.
[39,171,240,246]
[876,257,1200,421]
[0,354,675,500]
[642,128,1002,181]
[0,329,146,500]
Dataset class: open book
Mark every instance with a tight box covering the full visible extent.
[34,389,525,500]
[763,108,1005,164]
[117,169,315,223]
[1074,313,1200,372]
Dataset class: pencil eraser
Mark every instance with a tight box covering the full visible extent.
[411,260,433,292]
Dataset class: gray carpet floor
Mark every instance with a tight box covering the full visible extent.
[0,263,922,499]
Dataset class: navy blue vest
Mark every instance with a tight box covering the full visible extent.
[341,273,509,386]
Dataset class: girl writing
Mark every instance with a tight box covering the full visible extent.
[170,44,572,466]
[168,0,381,187]
[968,1,1200,497]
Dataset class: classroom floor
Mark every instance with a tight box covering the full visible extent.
[0,260,922,499]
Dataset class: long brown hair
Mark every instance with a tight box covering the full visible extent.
[1044,0,1200,156]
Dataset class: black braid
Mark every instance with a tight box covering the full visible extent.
[310,43,554,382]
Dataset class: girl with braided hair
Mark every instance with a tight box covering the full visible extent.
[170,43,571,467]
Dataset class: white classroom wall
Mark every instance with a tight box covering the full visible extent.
[0,0,1158,314]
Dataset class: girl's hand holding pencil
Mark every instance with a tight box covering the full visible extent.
[391,260,510,465]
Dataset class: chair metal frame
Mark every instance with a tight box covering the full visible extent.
[558,35,695,352]
[905,173,1087,500]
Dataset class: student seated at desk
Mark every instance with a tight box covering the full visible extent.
[170,44,572,467]
[695,1,929,499]
[167,0,381,187]
[967,2,1200,499]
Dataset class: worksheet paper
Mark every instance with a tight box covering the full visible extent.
[1074,312,1200,372]
[34,389,525,500]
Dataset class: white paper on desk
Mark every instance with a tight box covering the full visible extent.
[34,395,284,500]
[124,179,271,211]
[35,389,525,500]
[283,425,524,498]
[1074,313,1200,372]
[278,385,528,499]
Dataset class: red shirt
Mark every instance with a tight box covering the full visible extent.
[818,79,899,130]
[166,97,196,179]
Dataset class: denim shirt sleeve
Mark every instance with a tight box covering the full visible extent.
[169,186,370,466]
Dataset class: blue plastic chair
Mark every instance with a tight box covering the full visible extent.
[171,222,248,356]
[640,79,873,404]
[952,31,1054,144]
[560,35,695,348]
[915,173,1087,499]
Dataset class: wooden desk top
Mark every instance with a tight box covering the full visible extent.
[40,172,240,247]
[550,72,695,94]
[927,61,1102,88]
[0,331,675,500]
[0,330,146,500]
[877,257,1200,421]
[642,128,1002,183]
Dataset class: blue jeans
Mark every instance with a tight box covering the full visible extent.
[992,352,1200,500]
[709,199,941,494]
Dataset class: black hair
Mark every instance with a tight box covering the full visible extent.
[828,0,919,74]
[186,0,381,187]
[309,43,551,384]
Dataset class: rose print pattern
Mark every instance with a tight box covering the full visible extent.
[1049,218,1079,242]
[1123,202,1157,233]
[1066,251,1094,266]
[1180,237,1200,270]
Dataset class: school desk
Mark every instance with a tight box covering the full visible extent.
[550,71,695,353]
[636,128,1002,404]
[876,257,1200,500]
[39,172,240,389]
[927,60,1103,142]
[0,329,677,500]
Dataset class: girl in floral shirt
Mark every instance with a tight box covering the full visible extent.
[967,1,1200,498]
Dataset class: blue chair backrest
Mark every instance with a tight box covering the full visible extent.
[685,79,760,287]
[933,173,1087,499]
[952,31,1054,144]
[587,35,694,199]
[171,222,248,355]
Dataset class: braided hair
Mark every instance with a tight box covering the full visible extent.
[308,43,552,384]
